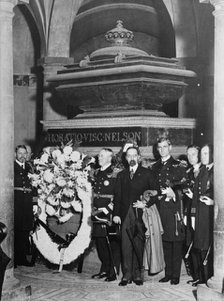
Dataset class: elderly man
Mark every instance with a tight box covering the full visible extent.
[91,148,121,282]
[113,146,157,286]
[152,137,187,285]
[14,145,34,267]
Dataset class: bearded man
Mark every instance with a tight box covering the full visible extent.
[113,146,157,286]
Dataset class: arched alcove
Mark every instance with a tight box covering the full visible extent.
[70,0,175,62]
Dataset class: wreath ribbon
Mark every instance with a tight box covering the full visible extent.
[32,187,92,265]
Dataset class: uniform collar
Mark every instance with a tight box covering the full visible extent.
[16,160,25,168]
[206,163,214,170]
[100,163,111,171]
[161,155,171,165]
[193,162,201,171]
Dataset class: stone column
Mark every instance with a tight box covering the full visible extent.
[39,57,74,122]
[0,0,31,299]
[198,0,224,300]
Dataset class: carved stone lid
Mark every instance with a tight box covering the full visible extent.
[90,20,149,59]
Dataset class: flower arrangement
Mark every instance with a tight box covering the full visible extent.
[28,142,95,265]
[29,141,95,223]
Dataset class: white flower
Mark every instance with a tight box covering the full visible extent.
[45,204,56,216]
[30,143,95,222]
[43,147,51,155]
[62,187,74,198]
[71,151,81,162]
[53,164,60,174]
[56,177,67,187]
[47,195,59,206]
[43,170,54,183]
[48,183,56,191]
[40,153,49,164]
[61,201,71,209]
[58,212,73,223]
[57,154,66,166]
[64,155,70,162]
[75,160,82,169]
[33,158,40,165]
[63,146,73,156]
[71,200,82,212]
[67,180,74,188]
[52,149,61,159]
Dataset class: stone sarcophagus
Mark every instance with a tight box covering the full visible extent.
[45,20,196,158]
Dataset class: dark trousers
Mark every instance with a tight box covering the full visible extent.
[163,240,183,279]
[193,248,213,283]
[95,236,121,276]
[0,247,10,299]
[14,230,30,265]
[121,207,145,281]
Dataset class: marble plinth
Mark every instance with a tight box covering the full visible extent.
[41,113,196,159]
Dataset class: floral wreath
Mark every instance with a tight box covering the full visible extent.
[29,142,95,265]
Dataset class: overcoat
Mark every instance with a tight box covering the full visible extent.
[142,204,165,273]
[113,165,157,222]
[192,165,214,250]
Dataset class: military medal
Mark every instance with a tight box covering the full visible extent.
[104,180,109,186]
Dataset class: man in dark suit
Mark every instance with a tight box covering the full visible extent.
[14,145,34,267]
[113,146,157,286]
[91,148,121,282]
[152,137,187,285]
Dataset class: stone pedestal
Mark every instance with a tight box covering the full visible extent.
[41,113,196,159]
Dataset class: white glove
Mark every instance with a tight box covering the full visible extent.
[113,216,121,224]
[191,217,195,230]
[185,188,193,199]
[133,200,146,209]
[161,187,176,202]
[200,196,214,206]
[98,207,109,215]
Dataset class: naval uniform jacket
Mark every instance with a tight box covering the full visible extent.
[184,164,201,246]
[192,165,214,250]
[113,165,157,223]
[92,165,118,237]
[151,157,187,242]
[14,161,34,231]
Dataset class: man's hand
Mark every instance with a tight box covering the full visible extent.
[142,190,157,202]
[161,187,176,201]
[185,188,193,199]
[200,196,214,206]
[133,200,146,209]
[113,216,121,224]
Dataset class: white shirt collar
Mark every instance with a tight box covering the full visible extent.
[206,163,214,170]
[16,160,25,168]
[130,164,138,173]
[161,155,171,163]
[193,162,201,171]
[100,163,111,171]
